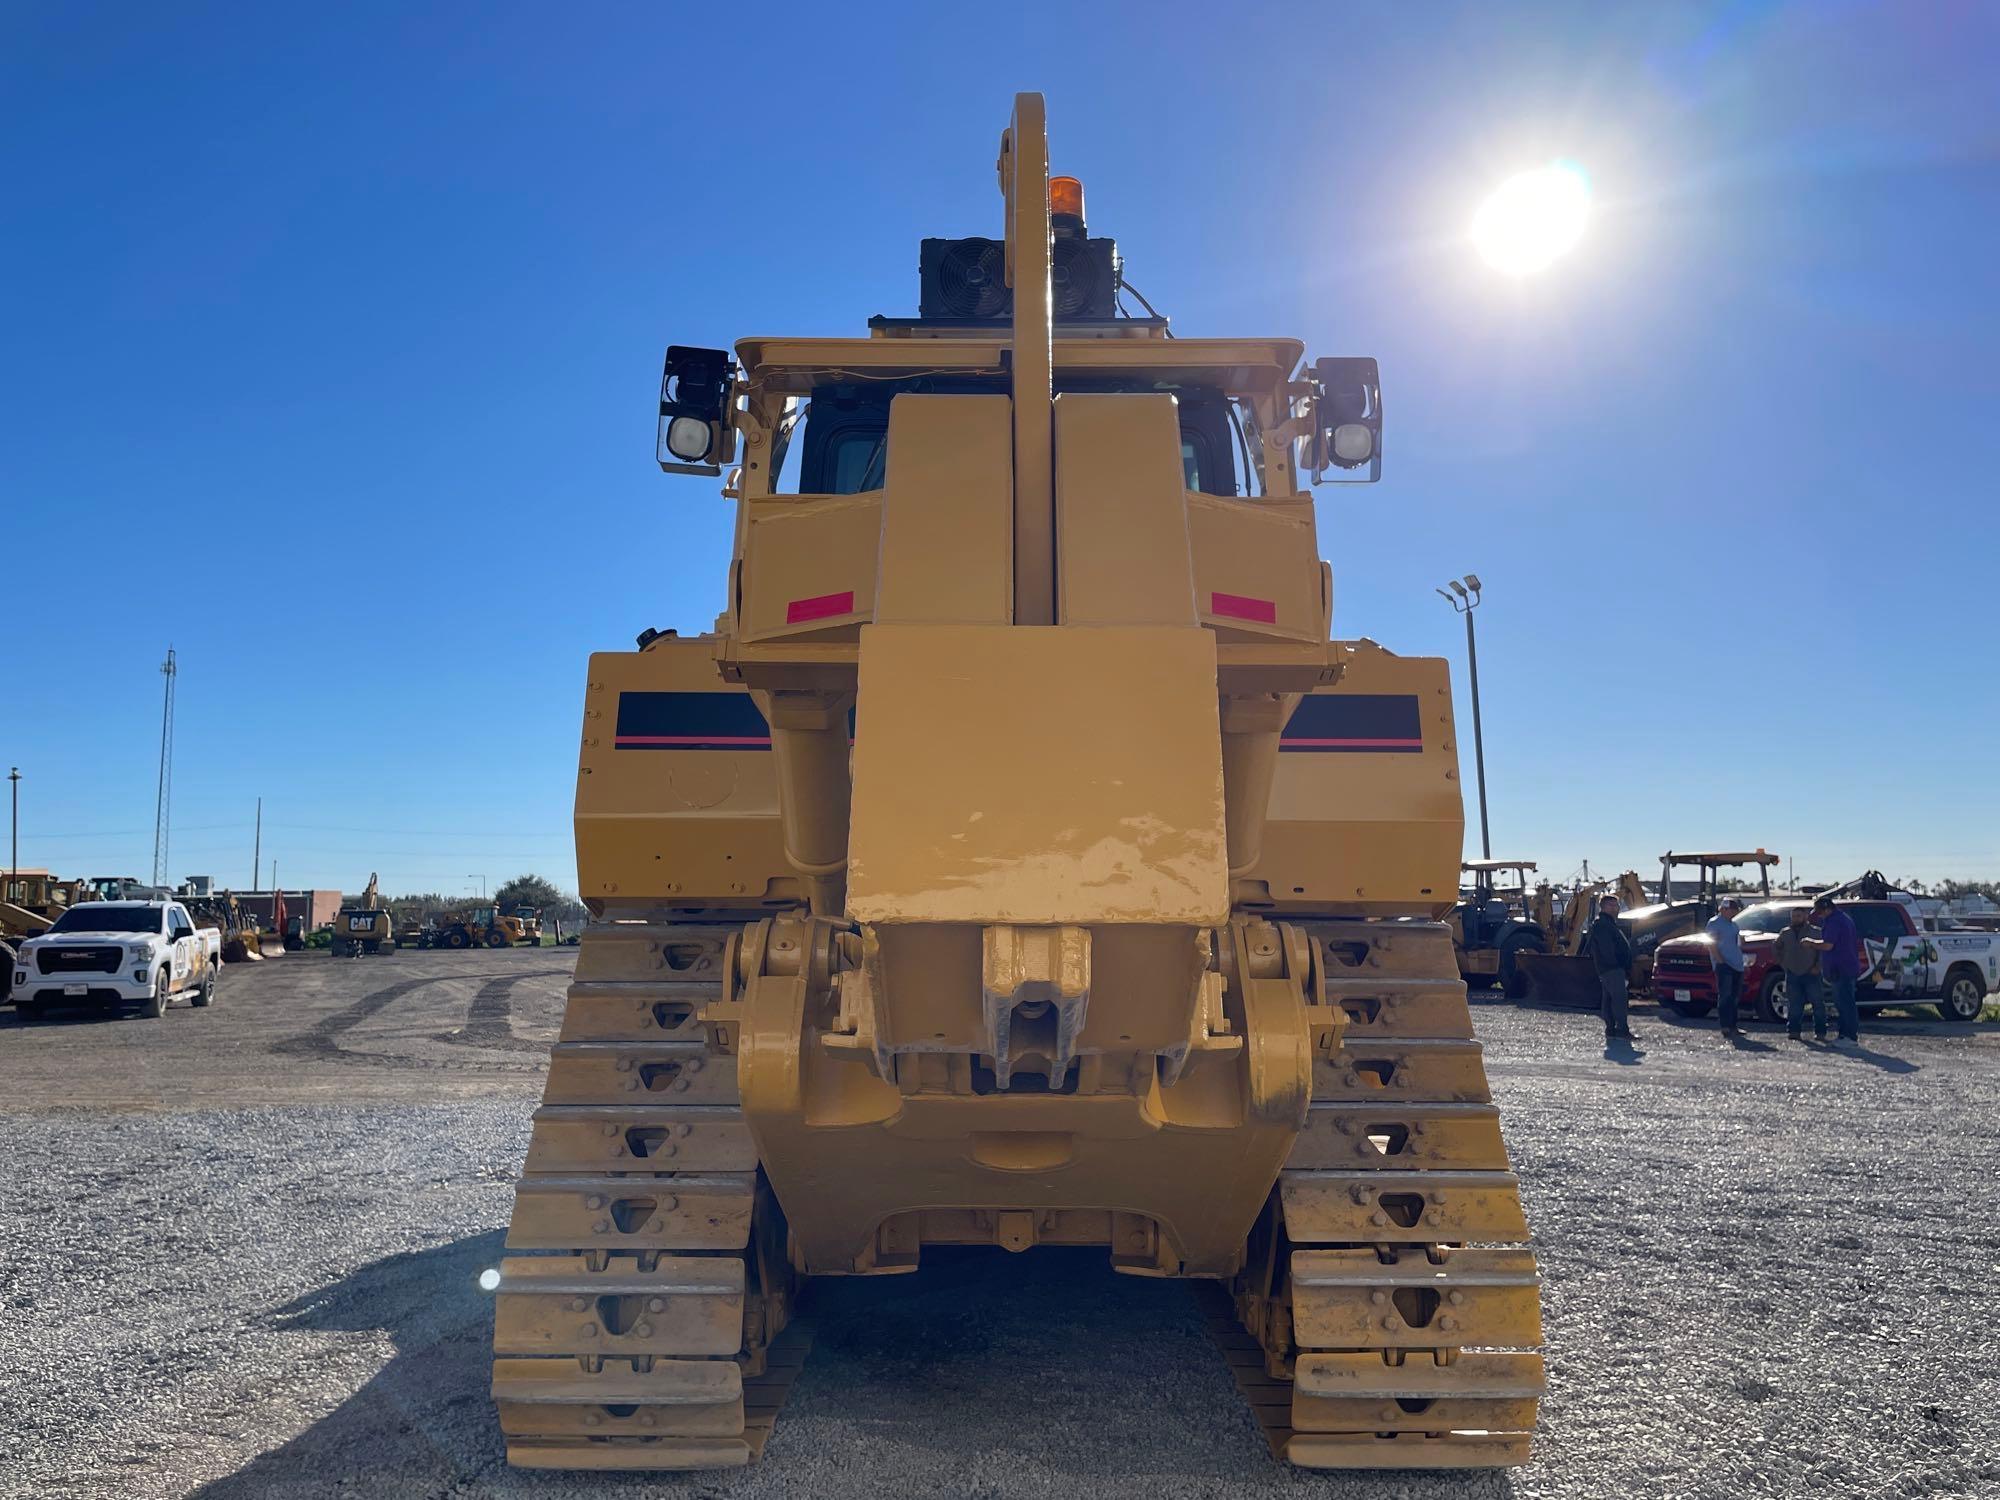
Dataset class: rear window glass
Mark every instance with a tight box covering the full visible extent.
[1735,904,1800,934]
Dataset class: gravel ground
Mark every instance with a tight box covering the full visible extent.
[1,948,1994,1499]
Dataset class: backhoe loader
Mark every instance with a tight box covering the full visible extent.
[491,94,1543,1473]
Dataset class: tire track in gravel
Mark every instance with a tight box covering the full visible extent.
[439,972,549,1053]
[273,970,544,1072]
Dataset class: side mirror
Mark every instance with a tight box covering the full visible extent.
[1307,356,1382,484]
[657,345,738,476]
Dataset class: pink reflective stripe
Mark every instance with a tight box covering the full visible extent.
[786,590,856,624]
[1211,591,1277,624]
[615,735,771,745]
[1284,737,1423,748]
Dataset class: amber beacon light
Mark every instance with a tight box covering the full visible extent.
[1049,175,1085,224]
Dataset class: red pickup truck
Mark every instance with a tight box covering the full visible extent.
[1652,897,1995,1025]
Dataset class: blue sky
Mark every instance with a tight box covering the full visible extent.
[4,1,1996,898]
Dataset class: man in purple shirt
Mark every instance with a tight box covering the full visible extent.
[1808,896,1863,1047]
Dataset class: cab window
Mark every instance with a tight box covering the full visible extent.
[1850,905,1908,945]
[787,382,1246,497]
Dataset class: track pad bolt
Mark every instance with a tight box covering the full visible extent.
[1439,1315,1456,1331]
[593,1219,609,1234]
[1369,1211,1387,1227]
[1350,1185,1371,1204]
[647,1297,666,1313]
[602,1124,620,1137]
[1381,1315,1399,1330]
[579,1323,598,1338]
[635,1321,654,1338]
[569,1298,588,1312]
[1370,1290,1388,1306]
[586,1195,605,1210]
[674,1124,692,1138]
[1448,1290,1465,1305]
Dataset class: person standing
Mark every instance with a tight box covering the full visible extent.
[1706,897,1748,1035]
[1588,893,1636,1043]
[1809,895,1863,1047]
[1771,904,1825,1040]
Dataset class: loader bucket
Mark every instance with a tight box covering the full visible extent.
[1514,952,1603,1010]
[222,933,259,963]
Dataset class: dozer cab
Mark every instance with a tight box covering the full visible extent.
[1450,859,1548,998]
[1517,851,1777,1007]
[330,873,396,957]
[491,95,1543,1474]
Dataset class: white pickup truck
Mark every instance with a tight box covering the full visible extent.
[10,901,222,1019]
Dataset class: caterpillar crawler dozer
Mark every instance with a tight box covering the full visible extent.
[493,93,1544,1473]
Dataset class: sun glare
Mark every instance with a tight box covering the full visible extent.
[1472,163,1590,275]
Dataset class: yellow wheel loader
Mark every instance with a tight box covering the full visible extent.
[492,94,1544,1473]
[433,905,531,949]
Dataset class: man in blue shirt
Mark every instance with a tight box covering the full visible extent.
[1809,895,1863,1047]
[1705,897,1748,1036]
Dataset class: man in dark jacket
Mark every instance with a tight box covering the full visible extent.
[1588,893,1637,1042]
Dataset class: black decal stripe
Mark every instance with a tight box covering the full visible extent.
[615,691,770,750]
[1281,693,1423,753]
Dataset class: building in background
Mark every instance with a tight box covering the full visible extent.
[222,889,341,932]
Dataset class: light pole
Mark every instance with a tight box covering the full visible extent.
[7,767,18,897]
[1435,574,1491,860]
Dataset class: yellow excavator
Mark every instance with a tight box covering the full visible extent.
[330,873,396,957]
[492,95,1543,1474]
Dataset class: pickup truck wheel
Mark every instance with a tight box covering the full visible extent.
[1936,966,1986,1023]
[191,966,215,1008]
[141,973,169,1019]
[1758,971,1790,1025]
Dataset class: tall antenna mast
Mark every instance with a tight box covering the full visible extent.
[153,647,177,888]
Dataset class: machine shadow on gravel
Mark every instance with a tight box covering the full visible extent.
[189,1237,1523,1496]
[191,1231,511,1500]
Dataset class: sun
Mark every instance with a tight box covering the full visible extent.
[1472,163,1590,275]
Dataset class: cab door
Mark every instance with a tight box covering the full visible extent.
[1852,904,1920,995]
[167,907,197,991]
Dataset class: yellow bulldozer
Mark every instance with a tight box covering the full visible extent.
[491,95,1543,1474]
